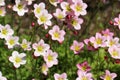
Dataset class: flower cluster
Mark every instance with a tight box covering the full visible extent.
[34,2,52,29]
[76,61,93,80]
[32,39,58,75]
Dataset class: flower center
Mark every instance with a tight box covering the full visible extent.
[39,16,47,23]
[36,7,41,13]
[47,55,53,61]
[75,46,80,51]
[112,50,118,57]
[82,76,88,80]
[58,77,64,80]
[37,46,43,52]
[58,14,64,19]
[17,4,23,10]
[1,28,8,35]
[54,32,60,38]
[72,20,77,26]
[76,5,82,11]
[15,57,21,63]
[0,9,3,15]
[9,39,15,45]
[96,38,102,44]
[105,75,111,80]
[21,43,27,49]
[109,40,115,46]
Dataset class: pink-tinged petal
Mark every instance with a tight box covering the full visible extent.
[32,43,37,49]
[111,73,117,78]
[9,57,14,63]
[46,21,52,26]
[34,51,40,57]
[14,63,20,68]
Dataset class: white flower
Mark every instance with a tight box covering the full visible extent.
[44,50,58,67]
[9,51,26,68]
[33,2,46,17]
[0,24,14,39]
[0,71,7,80]
[5,36,19,49]
[0,7,6,16]
[0,0,5,6]
[13,0,28,16]
[32,39,50,57]
[37,10,52,29]
[53,8,66,20]
[20,39,31,51]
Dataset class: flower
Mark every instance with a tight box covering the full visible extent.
[33,2,45,17]
[5,36,19,49]
[0,7,6,16]
[41,63,49,75]
[49,0,59,7]
[54,73,68,80]
[76,70,93,80]
[0,71,7,80]
[9,51,26,68]
[71,16,83,30]
[70,1,87,16]
[49,25,65,42]
[100,70,117,80]
[0,24,14,39]
[106,37,119,47]
[70,40,84,54]
[108,45,120,59]
[20,39,31,51]
[60,2,71,12]
[13,0,28,16]
[101,29,114,38]
[26,0,35,5]
[114,14,120,29]
[32,39,50,57]
[89,33,106,48]
[44,50,58,67]
[37,10,52,29]
[76,61,91,72]
[53,8,66,20]
[0,0,5,6]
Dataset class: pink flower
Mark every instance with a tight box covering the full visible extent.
[53,8,66,20]
[100,70,117,80]
[106,37,119,47]
[54,73,68,80]
[33,2,45,17]
[108,45,120,59]
[114,14,120,29]
[0,7,6,16]
[49,25,66,43]
[70,40,84,54]
[0,24,14,39]
[32,39,50,57]
[60,2,71,12]
[70,1,87,16]
[89,33,106,48]
[76,61,91,72]
[44,50,58,67]
[71,16,83,30]
[37,10,53,29]
[101,29,114,38]
[76,70,93,80]
[84,38,96,51]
